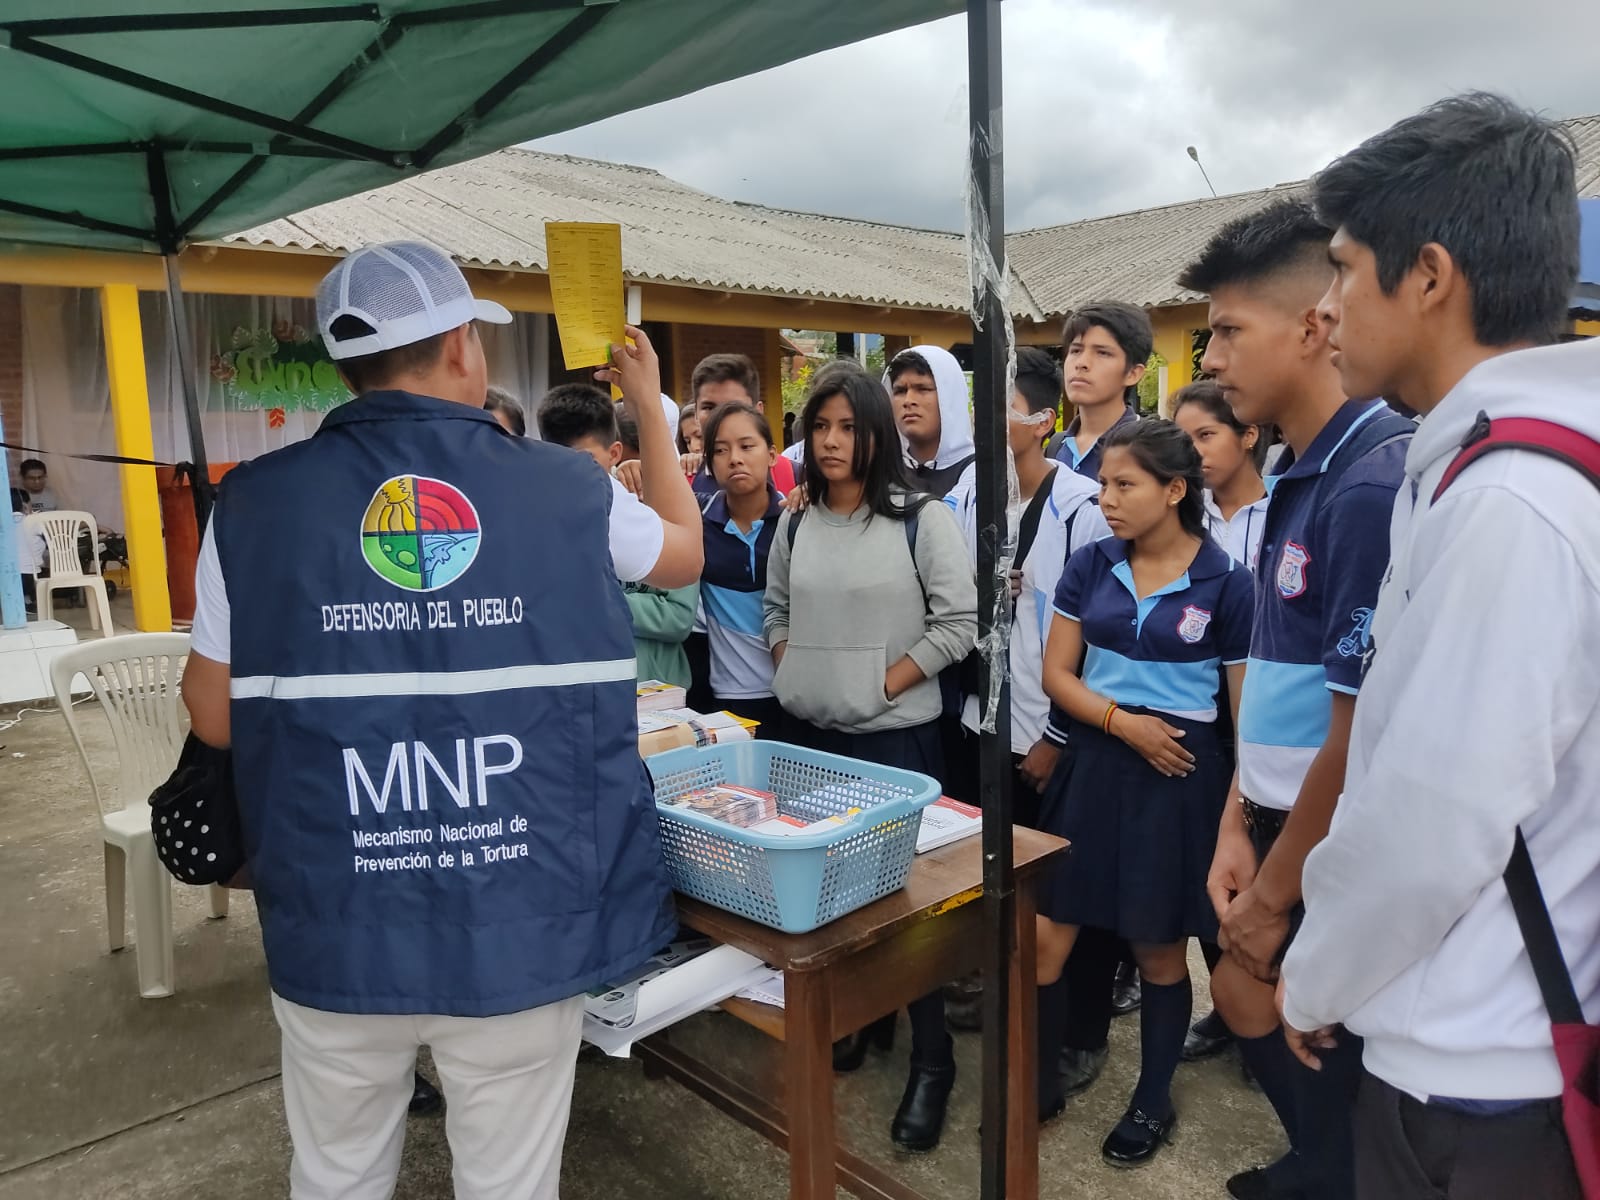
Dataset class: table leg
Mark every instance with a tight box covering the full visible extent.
[1006,877,1040,1199]
[785,969,836,1200]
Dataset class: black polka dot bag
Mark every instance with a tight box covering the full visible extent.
[149,734,245,885]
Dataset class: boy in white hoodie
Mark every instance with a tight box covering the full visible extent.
[888,345,976,499]
[1280,93,1596,1198]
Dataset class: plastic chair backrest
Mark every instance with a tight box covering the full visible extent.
[27,510,100,580]
[50,633,191,820]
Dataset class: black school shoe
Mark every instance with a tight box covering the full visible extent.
[1226,1152,1306,1200]
[1100,1105,1177,1167]
[1182,1009,1234,1061]
[1111,962,1142,1016]
[890,1057,957,1152]
[409,1071,443,1115]
[1058,1044,1109,1098]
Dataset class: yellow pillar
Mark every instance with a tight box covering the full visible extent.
[1151,314,1194,417]
[100,285,171,632]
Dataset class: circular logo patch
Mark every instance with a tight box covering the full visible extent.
[360,475,481,592]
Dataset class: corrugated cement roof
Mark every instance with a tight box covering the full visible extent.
[230,112,1600,321]
[229,149,987,315]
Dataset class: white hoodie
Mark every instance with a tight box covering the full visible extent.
[1282,337,1600,1102]
[892,345,975,478]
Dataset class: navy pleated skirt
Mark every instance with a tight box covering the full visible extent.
[1037,708,1229,945]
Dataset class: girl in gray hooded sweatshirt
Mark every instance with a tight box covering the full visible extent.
[763,360,977,1152]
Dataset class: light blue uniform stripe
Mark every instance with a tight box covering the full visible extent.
[1083,645,1221,718]
[702,584,765,638]
[1237,657,1331,747]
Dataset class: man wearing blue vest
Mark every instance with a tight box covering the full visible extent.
[181,240,703,1200]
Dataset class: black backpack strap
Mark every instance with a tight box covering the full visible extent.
[1503,829,1586,1026]
[1014,467,1059,570]
[787,504,924,606]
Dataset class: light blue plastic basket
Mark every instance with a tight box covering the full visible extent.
[646,741,942,933]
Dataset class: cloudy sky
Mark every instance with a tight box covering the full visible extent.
[530,0,1600,233]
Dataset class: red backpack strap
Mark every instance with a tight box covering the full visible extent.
[1432,412,1600,503]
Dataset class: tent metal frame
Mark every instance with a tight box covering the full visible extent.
[0,0,617,249]
[0,0,619,529]
[1,5,1026,1190]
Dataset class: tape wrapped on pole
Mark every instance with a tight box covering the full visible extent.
[964,121,1020,737]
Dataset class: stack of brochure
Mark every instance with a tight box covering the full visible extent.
[636,680,688,712]
[915,796,983,854]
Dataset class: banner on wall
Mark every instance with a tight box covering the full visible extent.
[211,320,346,426]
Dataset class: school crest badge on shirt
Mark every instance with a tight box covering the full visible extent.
[1277,542,1310,599]
[1177,604,1213,644]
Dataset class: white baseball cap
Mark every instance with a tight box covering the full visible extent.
[316,240,512,361]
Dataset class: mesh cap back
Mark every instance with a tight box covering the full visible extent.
[316,240,511,361]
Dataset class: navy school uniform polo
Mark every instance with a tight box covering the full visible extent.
[1053,535,1254,722]
[700,486,782,699]
[1237,399,1413,811]
[1052,406,1139,480]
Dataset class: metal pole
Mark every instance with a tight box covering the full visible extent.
[969,1,1014,1197]
[161,254,214,533]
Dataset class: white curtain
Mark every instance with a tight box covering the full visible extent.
[20,286,554,532]
[21,288,119,531]
[479,313,550,436]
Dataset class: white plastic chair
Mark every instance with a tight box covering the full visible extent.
[50,633,229,999]
[26,510,115,636]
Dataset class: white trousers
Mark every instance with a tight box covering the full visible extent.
[271,992,584,1200]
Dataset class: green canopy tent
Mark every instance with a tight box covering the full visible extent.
[0,3,1024,1193]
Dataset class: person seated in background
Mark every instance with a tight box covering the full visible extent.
[541,384,699,688]
[18,459,61,512]
[483,386,526,437]
[10,487,41,614]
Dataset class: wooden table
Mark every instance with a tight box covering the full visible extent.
[634,827,1067,1200]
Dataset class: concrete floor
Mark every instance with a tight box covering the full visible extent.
[0,657,1283,1199]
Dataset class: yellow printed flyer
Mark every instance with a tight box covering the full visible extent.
[545,221,624,369]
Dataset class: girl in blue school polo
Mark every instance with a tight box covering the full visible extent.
[1035,419,1253,1166]
[1171,379,1271,572]
[699,401,784,734]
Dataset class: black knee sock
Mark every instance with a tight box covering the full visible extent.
[1036,974,1072,1110]
[1062,926,1118,1051]
[1236,1029,1304,1151]
[1129,977,1190,1116]
[1201,940,1223,972]
[906,991,952,1067]
[1296,1032,1363,1200]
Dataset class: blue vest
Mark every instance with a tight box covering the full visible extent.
[216,390,675,1017]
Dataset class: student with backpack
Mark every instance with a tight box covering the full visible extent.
[763,360,977,1153]
[946,346,1108,826]
[1280,93,1597,1200]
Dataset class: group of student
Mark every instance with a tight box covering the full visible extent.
[168,91,1596,1200]
[487,93,1594,1199]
